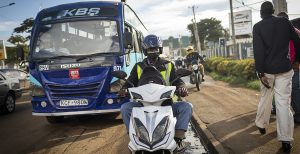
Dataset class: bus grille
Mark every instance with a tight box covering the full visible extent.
[47,82,102,98]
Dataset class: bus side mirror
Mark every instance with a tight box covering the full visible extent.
[124,31,133,50]
[19,60,29,67]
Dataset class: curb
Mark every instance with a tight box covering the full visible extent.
[191,112,226,154]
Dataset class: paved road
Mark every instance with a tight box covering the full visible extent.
[187,76,300,153]
[0,95,129,154]
[0,79,205,154]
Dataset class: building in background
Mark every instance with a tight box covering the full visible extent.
[0,40,7,68]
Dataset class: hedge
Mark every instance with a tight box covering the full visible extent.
[205,57,260,90]
[206,57,257,80]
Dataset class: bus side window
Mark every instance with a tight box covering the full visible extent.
[132,29,140,53]
[125,26,132,66]
[137,32,144,59]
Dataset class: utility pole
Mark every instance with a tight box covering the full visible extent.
[178,35,182,57]
[190,5,202,55]
[273,0,287,15]
[229,0,237,59]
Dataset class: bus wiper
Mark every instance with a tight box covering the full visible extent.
[35,55,77,63]
[76,52,123,62]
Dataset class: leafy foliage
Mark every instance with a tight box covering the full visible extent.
[7,35,27,45]
[5,18,33,63]
[13,18,34,34]
[187,18,224,50]
[163,36,180,49]
[206,57,260,90]
[8,18,34,45]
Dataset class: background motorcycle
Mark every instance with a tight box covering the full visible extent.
[190,63,202,91]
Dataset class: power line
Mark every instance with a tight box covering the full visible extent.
[234,0,266,9]
[234,0,260,11]
[246,0,266,6]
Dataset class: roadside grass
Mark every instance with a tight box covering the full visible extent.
[208,72,260,91]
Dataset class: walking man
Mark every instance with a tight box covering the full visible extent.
[253,1,300,153]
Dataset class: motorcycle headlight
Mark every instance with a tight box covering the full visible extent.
[31,84,46,97]
[131,92,143,100]
[152,116,169,145]
[134,118,150,145]
[160,90,173,99]
[192,64,198,70]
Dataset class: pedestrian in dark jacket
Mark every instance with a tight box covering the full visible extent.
[271,12,300,124]
[253,1,300,153]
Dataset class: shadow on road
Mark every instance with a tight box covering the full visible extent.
[28,113,124,153]
[208,112,277,153]
[0,99,126,154]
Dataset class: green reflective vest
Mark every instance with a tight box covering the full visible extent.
[137,62,172,86]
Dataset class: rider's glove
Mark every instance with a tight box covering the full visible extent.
[177,87,188,97]
[118,88,127,97]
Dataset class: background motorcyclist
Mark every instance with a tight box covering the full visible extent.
[185,46,205,82]
[119,34,193,152]
[175,57,183,69]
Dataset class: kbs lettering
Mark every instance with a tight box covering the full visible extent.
[62,8,100,17]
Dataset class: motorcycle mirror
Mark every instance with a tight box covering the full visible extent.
[176,68,192,77]
[111,71,127,79]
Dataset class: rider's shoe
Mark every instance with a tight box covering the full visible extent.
[174,137,190,153]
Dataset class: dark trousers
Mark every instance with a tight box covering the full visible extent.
[292,70,300,122]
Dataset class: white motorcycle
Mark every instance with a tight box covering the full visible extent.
[112,67,191,154]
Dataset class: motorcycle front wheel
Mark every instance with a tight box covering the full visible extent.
[195,73,200,91]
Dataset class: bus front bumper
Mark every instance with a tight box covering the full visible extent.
[32,109,120,116]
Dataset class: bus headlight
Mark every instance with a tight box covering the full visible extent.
[31,84,46,97]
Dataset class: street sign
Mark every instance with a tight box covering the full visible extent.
[219,38,225,46]
[229,10,252,36]
[0,40,7,60]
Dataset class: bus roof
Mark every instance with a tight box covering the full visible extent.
[35,1,147,32]
[40,1,121,14]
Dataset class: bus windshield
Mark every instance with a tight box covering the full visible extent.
[32,20,120,59]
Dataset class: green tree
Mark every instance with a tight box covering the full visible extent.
[163,36,181,49]
[8,18,34,45]
[168,36,180,49]
[187,18,224,50]
[7,35,27,45]
[6,18,34,63]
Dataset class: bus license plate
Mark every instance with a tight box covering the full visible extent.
[59,99,88,106]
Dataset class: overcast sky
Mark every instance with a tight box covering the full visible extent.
[0,0,299,41]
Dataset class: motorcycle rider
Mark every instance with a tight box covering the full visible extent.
[175,57,184,69]
[119,34,193,152]
[185,46,205,82]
